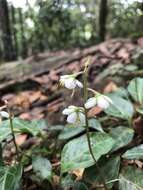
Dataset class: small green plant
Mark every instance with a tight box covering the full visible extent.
[1,60,143,189]
[59,60,143,190]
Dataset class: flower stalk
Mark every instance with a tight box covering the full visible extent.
[6,106,19,159]
[83,67,109,190]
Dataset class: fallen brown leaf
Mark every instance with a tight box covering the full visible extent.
[15,134,27,146]
[103,81,118,93]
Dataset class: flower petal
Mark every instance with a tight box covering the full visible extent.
[97,96,110,109]
[60,75,69,79]
[76,80,83,88]
[65,78,76,89]
[67,112,77,123]
[62,108,73,115]
[85,97,96,109]
[68,105,77,109]
[0,111,9,118]
[78,112,85,124]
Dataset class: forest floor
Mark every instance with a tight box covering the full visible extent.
[0,37,143,123]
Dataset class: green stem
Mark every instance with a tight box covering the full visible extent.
[83,69,108,190]
[87,88,100,95]
[128,118,132,128]
[9,111,19,158]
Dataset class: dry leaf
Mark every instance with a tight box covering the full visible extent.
[103,81,118,93]
[133,116,143,135]
[88,106,103,117]
[71,168,84,179]
[15,134,27,146]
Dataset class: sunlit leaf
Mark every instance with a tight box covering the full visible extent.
[61,132,115,173]
[83,156,120,188]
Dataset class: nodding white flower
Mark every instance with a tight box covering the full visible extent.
[85,97,97,109]
[62,105,85,124]
[0,111,9,123]
[0,111,9,118]
[97,95,112,109]
[85,95,112,110]
[60,74,83,89]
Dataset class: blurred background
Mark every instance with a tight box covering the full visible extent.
[0,0,143,62]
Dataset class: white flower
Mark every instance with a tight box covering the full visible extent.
[0,111,9,118]
[85,97,97,109]
[97,95,112,109]
[85,95,112,109]
[62,105,85,124]
[60,74,83,89]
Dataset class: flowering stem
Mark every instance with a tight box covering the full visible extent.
[8,110,19,159]
[87,88,100,95]
[83,69,108,190]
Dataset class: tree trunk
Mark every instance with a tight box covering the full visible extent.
[98,0,108,42]
[136,1,143,34]
[18,8,27,58]
[0,0,15,61]
[11,5,18,59]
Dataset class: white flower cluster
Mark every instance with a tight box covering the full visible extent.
[62,105,85,124]
[85,95,112,109]
[60,74,112,124]
[60,74,83,89]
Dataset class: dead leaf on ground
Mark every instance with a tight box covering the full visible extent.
[15,134,27,146]
[71,168,84,179]
[103,81,118,93]
[133,116,143,135]
[88,107,103,117]
[117,48,129,60]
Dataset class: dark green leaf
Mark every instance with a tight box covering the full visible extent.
[127,77,143,104]
[0,164,23,190]
[61,174,76,189]
[0,118,45,142]
[122,144,143,159]
[58,126,85,140]
[61,174,89,190]
[88,119,104,132]
[105,94,134,120]
[109,126,134,152]
[119,166,143,190]
[61,132,115,173]
[83,156,120,188]
[112,87,129,99]
[32,156,52,181]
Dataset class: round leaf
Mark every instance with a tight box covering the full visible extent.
[83,156,120,188]
[119,166,143,190]
[122,144,143,160]
[109,126,134,152]
[105,95,134,120]
[32,156,52,181]
[61,132,115,173]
